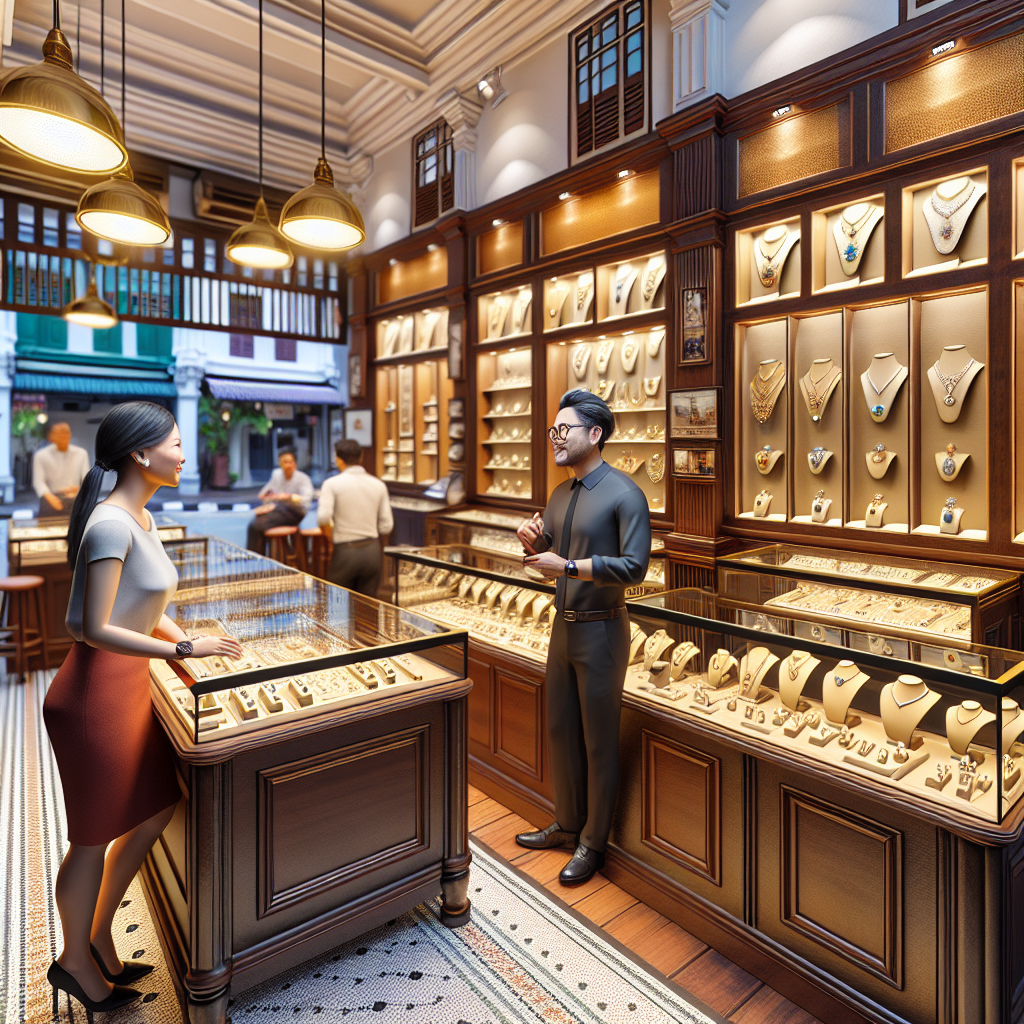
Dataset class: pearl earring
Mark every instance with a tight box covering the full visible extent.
[134,453,150,468]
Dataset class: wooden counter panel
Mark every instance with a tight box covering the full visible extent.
[258,725,429,917]
[493,666,544,781]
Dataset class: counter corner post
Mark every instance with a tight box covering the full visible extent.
[441,692,472,927]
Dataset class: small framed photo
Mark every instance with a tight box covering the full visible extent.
[669,387,721,439]
[673,447,717,479]
[348,353,364,398]
[344,408,373,448]
[448,316,464,381]
[681,288,709,365]
[448,397,465,420]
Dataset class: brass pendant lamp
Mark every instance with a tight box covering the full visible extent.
[227,0,293,269]
[278,0,364,251]
[0,0,126,173]
[64,273,118,329]
[75,0,171,247]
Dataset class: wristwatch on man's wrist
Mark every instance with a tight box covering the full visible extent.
[175,639,194,659]
[564,559,578,578]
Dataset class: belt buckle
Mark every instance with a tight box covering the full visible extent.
[563,610,578,622]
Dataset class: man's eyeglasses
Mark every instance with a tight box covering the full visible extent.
[547,423,588,443]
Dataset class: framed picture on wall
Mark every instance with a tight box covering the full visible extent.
[673,447,717,479]
[681,288,709,364]
[669,387,721,439]
[448,316,464,381]
[348,353,363,398]
[344,408,373,448]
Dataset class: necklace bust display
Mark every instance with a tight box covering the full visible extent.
[574,272,594,322]
[922,175,986,256]
[807,447,832,475]
[545,282,570,330]
[799,359,841,422]
[822,660,870,727]
[669,641,700,681]
[861,352,908,423]
[488,296,511,338]
[936,442,969,482]
[753,224,799,290]
[779,651,820,711]
[946,699,996,759]
[570,343,591,380]
[509,289,532,335]
[737,647,778,702]
[831,201,883,277]
[754,444,783,475]
[638,254,666,309]
[880,675,941,748]
[927,345,984,423]
[609,263,640,316]
[750,359,786,424]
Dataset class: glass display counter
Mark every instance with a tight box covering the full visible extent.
[627,588,1024,824]
[150,538,467,744]
[717,543,1022,647]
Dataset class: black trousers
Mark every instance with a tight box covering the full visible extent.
[327,538,383,598]
[246,502,305,553]
[545,612,630,852]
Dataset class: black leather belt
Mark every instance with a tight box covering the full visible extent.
[562,607,625,622]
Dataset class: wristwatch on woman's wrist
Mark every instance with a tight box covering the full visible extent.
[175,639,194,659]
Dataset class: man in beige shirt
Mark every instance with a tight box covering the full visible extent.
[317,439,393,597]
[32,421,90,517]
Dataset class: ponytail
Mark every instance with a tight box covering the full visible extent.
[66,401,176,566]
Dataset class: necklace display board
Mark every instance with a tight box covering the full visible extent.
[594,252,667,321]
[734,218,801,305]
[909,171,988,274]
[813,197,885,290]
[477,348,534,501]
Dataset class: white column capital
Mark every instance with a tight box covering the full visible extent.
[672,0,729,111]
[174,362,204,396]
[670,0,728,30]
[438,90,484,152]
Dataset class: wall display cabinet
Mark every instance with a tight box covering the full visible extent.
[477,347,534,500]
[478,286,533,342]
[375,305,449,356]
[141,538,472,1024]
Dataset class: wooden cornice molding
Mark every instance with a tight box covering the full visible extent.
[657,94,728,150]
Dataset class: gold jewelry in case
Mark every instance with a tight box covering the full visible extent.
[614,454,646,475]
[932,356,975,408]
[571,345,591,380]
[620,339,639,373]
[871,443,888,464]
[643,376,661,398]
[647,329,665,358]
[755,445,772,471]
[750,361,786,424]
[595,380,615,401]
[757,229,788,287]
[646,452,665,483]
[596,339,615,373]
[941,443,957,479]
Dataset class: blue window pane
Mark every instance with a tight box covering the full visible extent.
[204,238,217,273]
[43,208,59,247]
[627,30,641,52]
[602,66,616,91]
[17,203,34,244]
[602,47,616,68]
[181,237,194,269]
[579,81,590,103]
[65,213,81,250]
[626,3,642,28]
[627,51,641,76]
[577,38,589,61]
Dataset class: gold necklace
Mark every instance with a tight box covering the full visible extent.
[750,363,785,423]
[757,232,788,286]
[786,652,811,681]
[803,364,836,421]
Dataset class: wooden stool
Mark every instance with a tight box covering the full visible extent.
[264,525,301,569]
[300,527,330,579]
[0,575,48,681]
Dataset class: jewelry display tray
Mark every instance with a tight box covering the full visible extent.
[149,537,467,745]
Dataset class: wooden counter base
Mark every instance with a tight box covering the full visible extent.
[141,678,473,1024]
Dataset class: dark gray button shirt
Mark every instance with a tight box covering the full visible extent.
[538,461,652,612]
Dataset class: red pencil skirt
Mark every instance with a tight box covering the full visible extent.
[43,642,181,846]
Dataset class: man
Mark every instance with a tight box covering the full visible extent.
[317,439,393,597]
[515,389,651,886]
[246,446,314,552]
[32,421,90,518]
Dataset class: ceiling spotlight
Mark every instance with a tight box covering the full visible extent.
[931,39,955,55]
[63,274,118,329]
[389,258,398,266]
[279,0,365,250]
[426,243,438,251]
[617,169,632,179]
[0,1,126,173]
[477,68,507,109]
[558,191,572,201]
[492,218,506,227]
[772,105,792,119]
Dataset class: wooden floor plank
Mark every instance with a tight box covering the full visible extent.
[471,812,534,862]
[605,906,708,978]
[542,869,611,906]
[730,985,825,1024]
[510,848,572,886]
[672,949,762,1019]
[467,784,488,806]
[468,797,513,831]
[573,880,639,927]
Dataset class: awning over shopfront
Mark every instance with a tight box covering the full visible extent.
[14,373,178,398]
[206,377,344,405]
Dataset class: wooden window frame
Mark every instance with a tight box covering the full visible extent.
[569,0,650,165]
[412,118,455,228]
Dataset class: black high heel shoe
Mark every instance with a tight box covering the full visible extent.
[90,942,155,984]
[47,961,141,1014]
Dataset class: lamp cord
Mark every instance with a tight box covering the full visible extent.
[258,0,263,193]
[320,0,325,158]
[99,0,104,96]
[121,0,126,127]
[53,0,60,31]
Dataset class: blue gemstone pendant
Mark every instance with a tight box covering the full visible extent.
[843,243,858,262]
[943,511,954,524]
[871,404,885,420]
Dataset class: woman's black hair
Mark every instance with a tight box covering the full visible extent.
[558,388,615,450]
[66,401,176,566]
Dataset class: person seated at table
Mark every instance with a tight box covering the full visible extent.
[32,421,90,518]
[246,447,313,553]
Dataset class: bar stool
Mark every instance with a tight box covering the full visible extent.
[300,527,329,579]
[0,575,48,681]
[264,525,301,569]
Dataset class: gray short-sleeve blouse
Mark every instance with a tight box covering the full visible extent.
[65,504,179,642]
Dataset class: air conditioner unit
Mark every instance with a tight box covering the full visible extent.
[193,170,259,226]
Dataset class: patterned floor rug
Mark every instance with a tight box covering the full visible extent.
[2,672,721,1024]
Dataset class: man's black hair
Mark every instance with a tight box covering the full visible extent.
[278,446,297,460]
[558,388,614,451]
[335,438,362,464]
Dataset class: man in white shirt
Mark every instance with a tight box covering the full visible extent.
[32,421,90,518]
[317,439,393,597]
[246,446,314,552]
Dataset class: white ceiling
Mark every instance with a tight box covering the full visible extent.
[2,0,600,192]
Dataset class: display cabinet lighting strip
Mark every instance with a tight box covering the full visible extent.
[931,39,955,55]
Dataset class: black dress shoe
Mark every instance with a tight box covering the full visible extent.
[47,961,141,1015]
[559,844,605,886]
[515,821,579,851]
[91,943,155,984]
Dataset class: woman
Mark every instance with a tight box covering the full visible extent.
[43,402,242,1013]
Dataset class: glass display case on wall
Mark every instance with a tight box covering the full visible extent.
[545,326,667,515]
[626,588,1024,824]
[903,168,988,278]
[150,537,466,744]
[375,358,453,485]
[716,544,1022,648]
[478,286,533,342]
[595,251,667,322]
[811,194,885,293]
[477,347,533,500]
[376,305,449,356]
[390,544,668,664]
[734,216,801,306]
[733,289,989,539]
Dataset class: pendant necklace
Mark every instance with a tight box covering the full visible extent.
[750,362,785,423]
[803,363,836,421]
[866,362,903,421]
[809,447,827,470]
[642,263,662,301]
[892,684,927,709]
[933,357,974,407]
[757,233,788,287]
[742,649,772,687]
[942,443,957,478]
[786,652,811,681]
[930,181,976,241]
[839,206,873,263]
